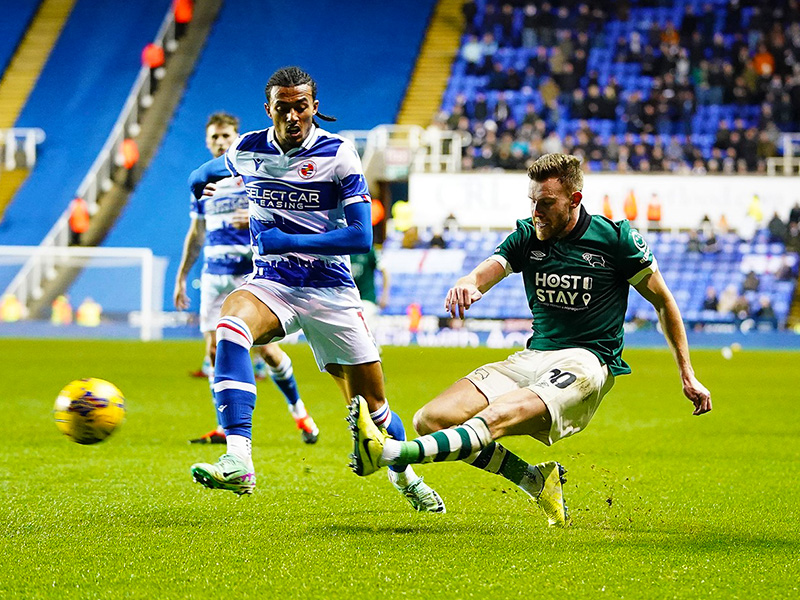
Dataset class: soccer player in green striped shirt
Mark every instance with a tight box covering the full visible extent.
[349,153,712,526]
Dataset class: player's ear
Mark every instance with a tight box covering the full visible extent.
[264,102,272,119]
[571,191,582,207]
[312,99,319,115]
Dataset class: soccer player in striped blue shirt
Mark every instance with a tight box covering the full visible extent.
[187,67,444,512]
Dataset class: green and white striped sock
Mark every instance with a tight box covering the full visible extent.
[465,442,544,497]
[381,417,493,466]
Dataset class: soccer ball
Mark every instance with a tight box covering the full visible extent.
[53,378,126,444]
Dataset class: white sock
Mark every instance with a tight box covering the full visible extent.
[387,465,418,488]
[288,399,307,420]
[380,438,403,466]
[226,434,253,470]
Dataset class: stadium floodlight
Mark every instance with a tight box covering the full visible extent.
[0,245,167,341]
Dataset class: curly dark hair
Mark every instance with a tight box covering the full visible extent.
[264,66,336,123]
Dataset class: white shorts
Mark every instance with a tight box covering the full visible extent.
[200,272,246,332]
[240,278,379,371]
[464,347,615,446]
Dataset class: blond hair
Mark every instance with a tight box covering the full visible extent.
[527,153,583,194]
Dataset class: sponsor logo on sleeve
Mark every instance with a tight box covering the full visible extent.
[631,229,652,262]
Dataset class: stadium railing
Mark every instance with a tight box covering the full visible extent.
[1,128,45,170]
[766,133,800,176]
[2,4,177,311]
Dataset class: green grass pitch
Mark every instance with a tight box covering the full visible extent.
[2,339,799,599]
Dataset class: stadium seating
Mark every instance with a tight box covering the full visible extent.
[92,0,437,312]
[0,0,171,247]
[0,0,40,75]
[381,227,798,328]
[444,0,800,172]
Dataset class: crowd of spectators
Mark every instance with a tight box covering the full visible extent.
[687,205,800,328]
[439,0,800,173]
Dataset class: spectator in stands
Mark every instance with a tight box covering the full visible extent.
[471,92,488,121]
[536,2,556,46]
[784,223,800,253]
[498,3,517,47]
[789,202,800,227]
[661,20,680,47]
[776,257,795,281]
[473,144,498,170]
[462,0,478,32]
[756,130,778,167]
[698,3,716,39]
[717,285,739,314]
[702,286,719,311]
[740,127,759,171]
[753,43,776,77]
[429,228,447,249]
[494,93,511,123]
[521,4,538,48]
[173,0,193,39]
[731,294,752,322]
[462,35,484,75]
[754,295,778,329]
[68,197,90,246]
[680,5,698,43]
[401,226,420,249]
[742,270,761,293]
[487,62,509,90]
[767,211,788,243]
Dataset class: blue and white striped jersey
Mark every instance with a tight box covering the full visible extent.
[223,125,370,288]
[190,176,252,276]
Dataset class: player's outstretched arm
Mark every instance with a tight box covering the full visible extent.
[445,257,507,319]
[188,156,229,199]
[634,270,712,415]
[173,218,205,310]
[255,200,371,255]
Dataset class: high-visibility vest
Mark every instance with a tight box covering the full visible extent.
[76,298,102,327]
[647,199,662,222]
[51,296,73,325]
[173,0,193,23]
[69,197,90,234]
[141,43,165,69]
[371,198,385,226]
[121,139,140,169]
[602,196,613,219]
[624,190,638,221]
[407,302,421,333]
[0,294,23,322]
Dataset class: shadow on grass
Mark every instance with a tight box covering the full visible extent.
[322,522,499,536]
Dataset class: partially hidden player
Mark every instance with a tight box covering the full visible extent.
[174,112,320,446]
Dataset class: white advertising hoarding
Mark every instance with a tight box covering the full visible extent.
[408,172,800,231]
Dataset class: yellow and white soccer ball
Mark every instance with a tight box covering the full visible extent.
[53,378,126,444]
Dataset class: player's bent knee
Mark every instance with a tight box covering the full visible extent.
[413,405,449,435]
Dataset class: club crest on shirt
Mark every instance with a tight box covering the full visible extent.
[582,252,606,267]
[298,160,316,179]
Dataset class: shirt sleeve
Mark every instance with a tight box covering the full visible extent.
[617,220,658,284]
[493,219,529,273]
[190,193,203,219]
[223,135,244,177]
[335,139,371,206]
